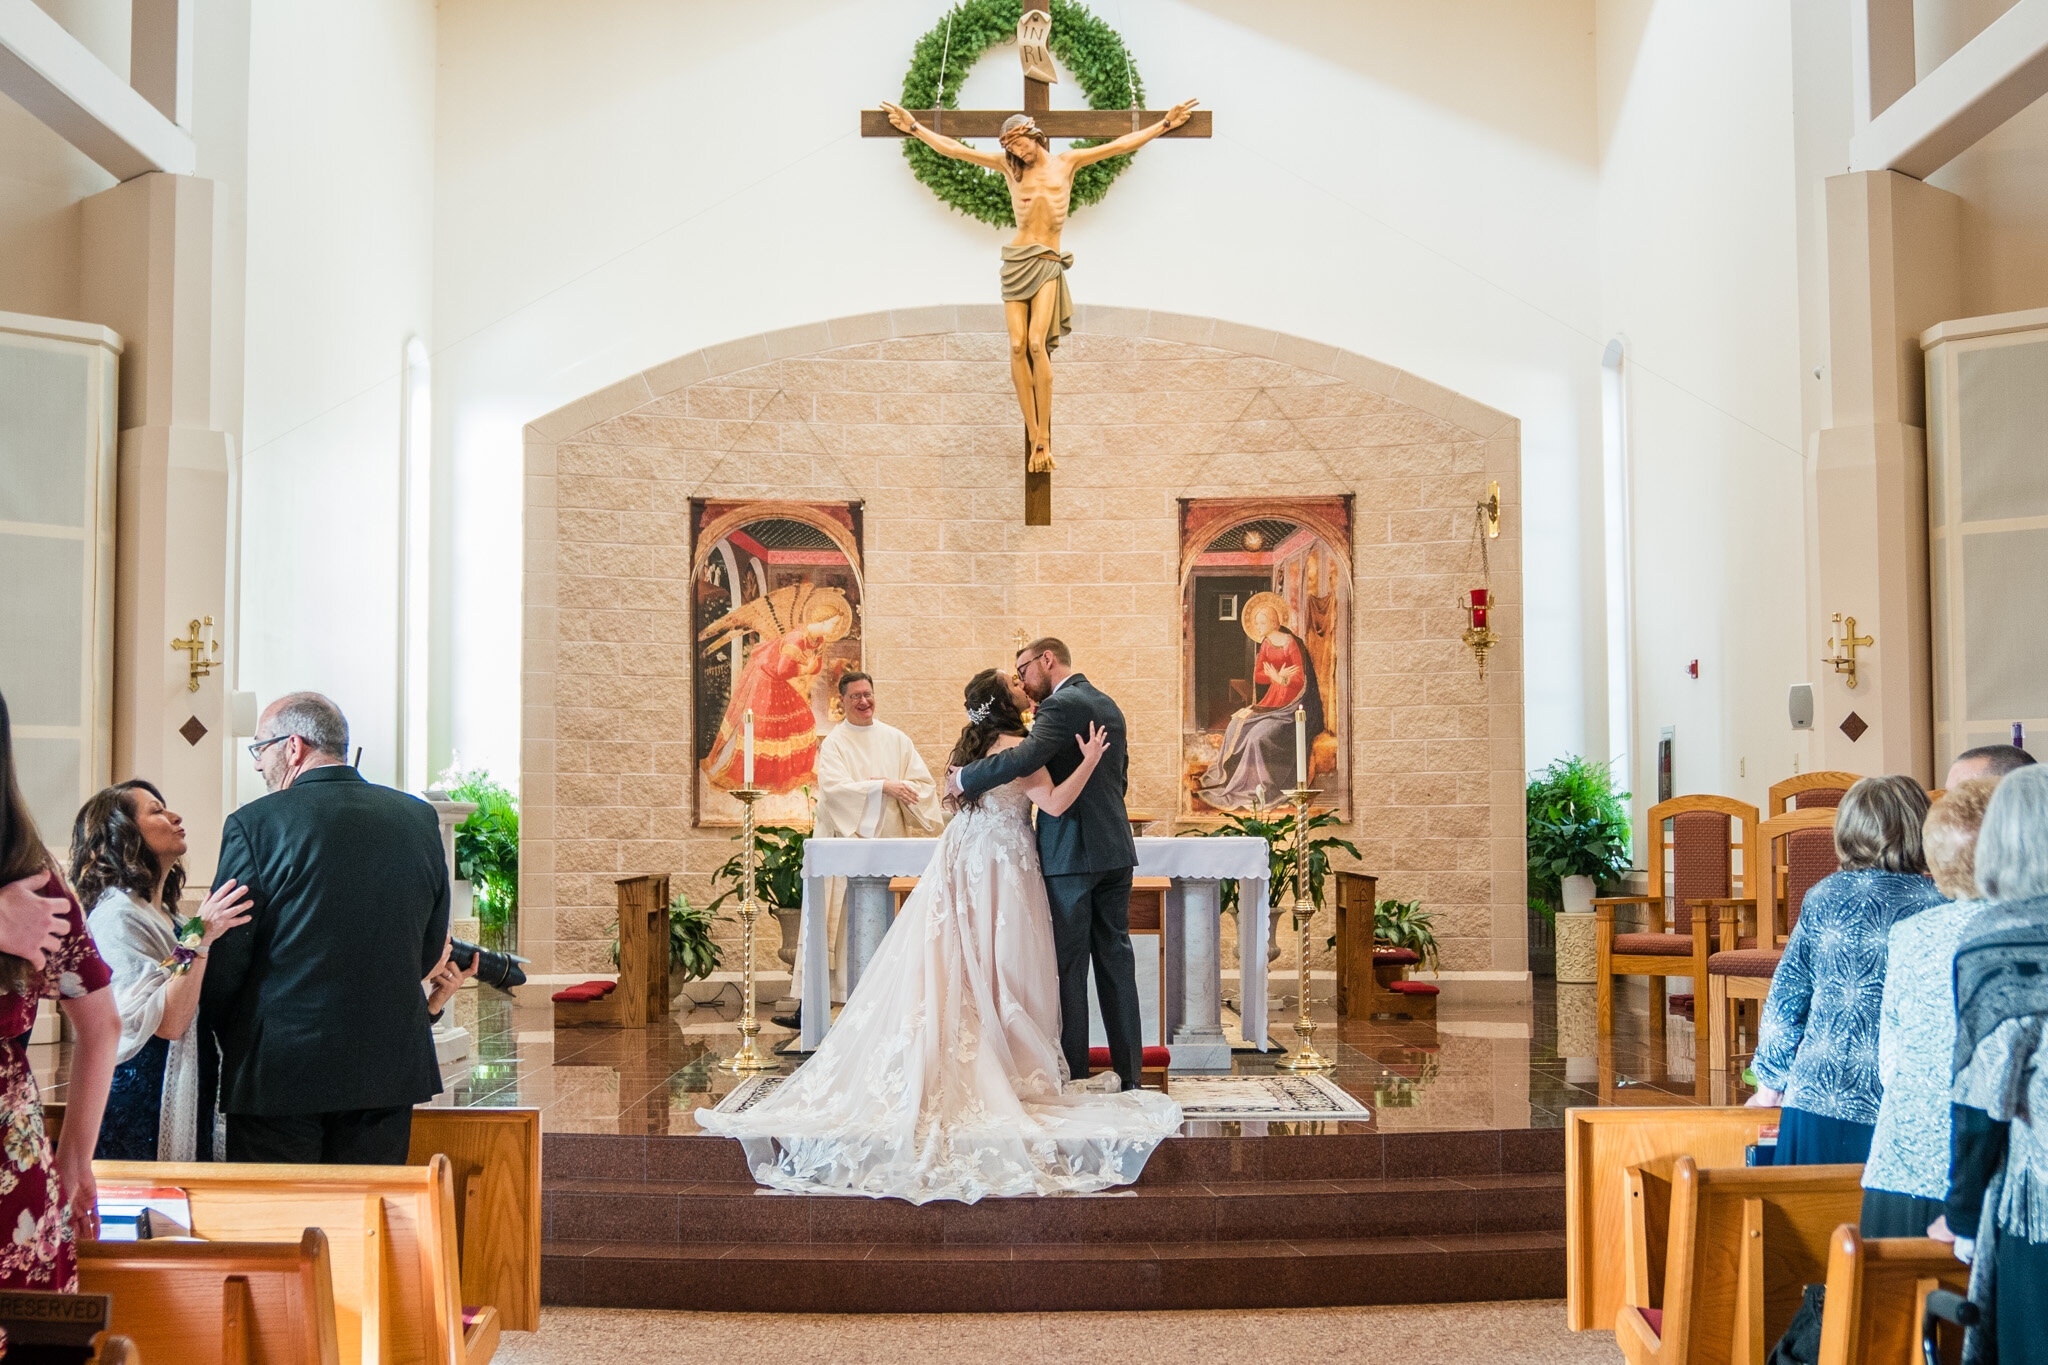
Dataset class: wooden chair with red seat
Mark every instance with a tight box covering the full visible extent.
[1768,771,1862,815]
[1706,807,1840,1097]
[1594,795,1760,1043]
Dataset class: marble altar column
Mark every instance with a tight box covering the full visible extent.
[1167,878,1232,1072]
[843,875,897,999]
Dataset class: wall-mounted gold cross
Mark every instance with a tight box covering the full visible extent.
[1823,613,1874,689]
[172,616,219,692]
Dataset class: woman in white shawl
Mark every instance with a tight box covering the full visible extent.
[69,780,249,1161]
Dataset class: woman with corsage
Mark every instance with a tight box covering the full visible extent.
[71,780,251,1161]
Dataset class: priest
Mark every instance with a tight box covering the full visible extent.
[776,671,944,1029]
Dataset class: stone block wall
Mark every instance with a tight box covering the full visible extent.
[521,305,1524,980]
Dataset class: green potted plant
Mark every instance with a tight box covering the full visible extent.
[1373,897,1439,972]
[708,819,811,1008]
[1183,806,1360,961]
[610,892,726,1002]
[1525,755,1632,984]
[441,766,519,952]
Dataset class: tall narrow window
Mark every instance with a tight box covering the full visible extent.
[398,338,432,793]
[1601,339,1635,808]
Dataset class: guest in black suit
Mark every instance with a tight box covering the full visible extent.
[202,692,448,1164]
[951,639,1143,1091]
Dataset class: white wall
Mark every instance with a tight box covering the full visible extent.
[428,0,1608,786]
[235,0,436,798]
[1593,0,1814,833]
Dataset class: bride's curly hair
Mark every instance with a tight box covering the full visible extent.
[946,670,1030,810]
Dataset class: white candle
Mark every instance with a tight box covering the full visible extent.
[743,708,755,787]
[1294,705,1307,785]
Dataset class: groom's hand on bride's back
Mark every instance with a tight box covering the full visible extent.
[946,765,964,797]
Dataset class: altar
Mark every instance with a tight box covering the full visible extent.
[798,836,1273,1069]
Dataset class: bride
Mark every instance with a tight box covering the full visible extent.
[696,668,1182,1203]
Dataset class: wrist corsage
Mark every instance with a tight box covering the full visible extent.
[162,916,207,975]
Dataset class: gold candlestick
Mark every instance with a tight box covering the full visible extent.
[1274,784,1336,1073]
[721,787,778,1074]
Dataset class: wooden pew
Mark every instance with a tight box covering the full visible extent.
[94,1156,496,1365]
[409,1108,541,1332]
[1617,1157,1863,1365]
[79,1228,342,1365]
[1567,1106,1780,1332]
[1815,1228,1969,1365]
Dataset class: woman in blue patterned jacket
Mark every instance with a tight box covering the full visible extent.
[1748,775,1946,1165]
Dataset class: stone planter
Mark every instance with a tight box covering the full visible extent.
[769,903,802,1014]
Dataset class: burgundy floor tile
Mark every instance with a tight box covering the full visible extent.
[546,1189,678,1243]
[1258,1134,1387,1182]
[646,1135,751,1183]
[675,1191,809,1243]
[863,1243,1014,1262]
[1383,1128,1502,1178]
[543,1133,645,1179]
[857,1258,1012,1312]
[1501,1126,1567,1173]
[804,1195,943,1244]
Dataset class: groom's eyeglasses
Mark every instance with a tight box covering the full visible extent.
[247,735,289,760]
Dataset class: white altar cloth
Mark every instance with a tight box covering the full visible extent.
[798,835,1272,1062]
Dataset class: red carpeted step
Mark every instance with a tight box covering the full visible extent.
[541,1230,1565,1312]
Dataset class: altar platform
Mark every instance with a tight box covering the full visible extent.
[393,978,1705,1313]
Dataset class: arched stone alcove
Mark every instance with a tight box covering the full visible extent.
[520,304,1524,994]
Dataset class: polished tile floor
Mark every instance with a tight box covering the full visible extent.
[25,976,1725,1136]
[404,975,1726,1136]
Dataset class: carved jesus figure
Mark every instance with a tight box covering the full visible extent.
[880,97,1200,473]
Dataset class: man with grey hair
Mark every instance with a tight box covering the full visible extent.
[201,692,449,1163]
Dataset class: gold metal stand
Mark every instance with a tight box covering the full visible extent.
[1274,784,1336,1073]
[721,787,778,1074]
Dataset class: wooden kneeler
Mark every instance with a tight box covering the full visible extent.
[553,873,670,1028]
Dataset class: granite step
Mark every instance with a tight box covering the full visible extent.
[542,1172,1565,1246]
[540,1127,1565,1187]
[540,1230,1568,1312]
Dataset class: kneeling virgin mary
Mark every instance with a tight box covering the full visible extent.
[1194,591,1324,810]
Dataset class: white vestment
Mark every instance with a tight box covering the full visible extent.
[799,718,945,1004]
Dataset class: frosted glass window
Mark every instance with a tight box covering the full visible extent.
[1962,526,2048,718]
[1930,534,1950,723]
[12,737,81,847]
[1957,343,2048,523]
[1926,354,1948,528]
[0,536,85,726]
[0,346,89,526]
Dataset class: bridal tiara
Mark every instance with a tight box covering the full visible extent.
[966,701,993,724]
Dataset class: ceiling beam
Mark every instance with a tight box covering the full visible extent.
[1852,0,1917,123]
[0,0,195,180]
[130,0,193,128]
[1851,0,2048,178]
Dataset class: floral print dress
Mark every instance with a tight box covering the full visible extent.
[0,870,111,1291]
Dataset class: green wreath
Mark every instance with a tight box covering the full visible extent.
[899,0,1145,228]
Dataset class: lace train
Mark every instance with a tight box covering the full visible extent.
[696,781,1182,1203]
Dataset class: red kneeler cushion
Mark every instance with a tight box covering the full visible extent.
[1089,1047,1172,1070]
[1387,980,1438,996]
[551,979,618,1003]
[1639,1307,1663,1339]
[1374,947,1422,965]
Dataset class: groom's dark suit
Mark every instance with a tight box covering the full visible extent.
[958,674,1143,1090]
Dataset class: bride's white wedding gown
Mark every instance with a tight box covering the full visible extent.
[696,778,1183,1203]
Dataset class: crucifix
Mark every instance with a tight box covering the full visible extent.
[864,8,1210,525]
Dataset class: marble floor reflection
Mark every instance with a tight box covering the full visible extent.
[24,975,1737,1136]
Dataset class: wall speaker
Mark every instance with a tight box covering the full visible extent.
[1788,683,1815,730]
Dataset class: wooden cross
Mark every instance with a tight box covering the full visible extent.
[861,25,1211,526]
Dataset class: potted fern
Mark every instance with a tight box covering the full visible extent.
[1526,755,1632,984]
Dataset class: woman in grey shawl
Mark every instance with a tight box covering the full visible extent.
[69,780,249,1161]
[1938,763,2048,1364]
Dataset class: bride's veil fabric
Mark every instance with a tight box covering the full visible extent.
[696,780,1181,1203]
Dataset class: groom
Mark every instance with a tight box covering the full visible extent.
[950,638,1143,1091]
